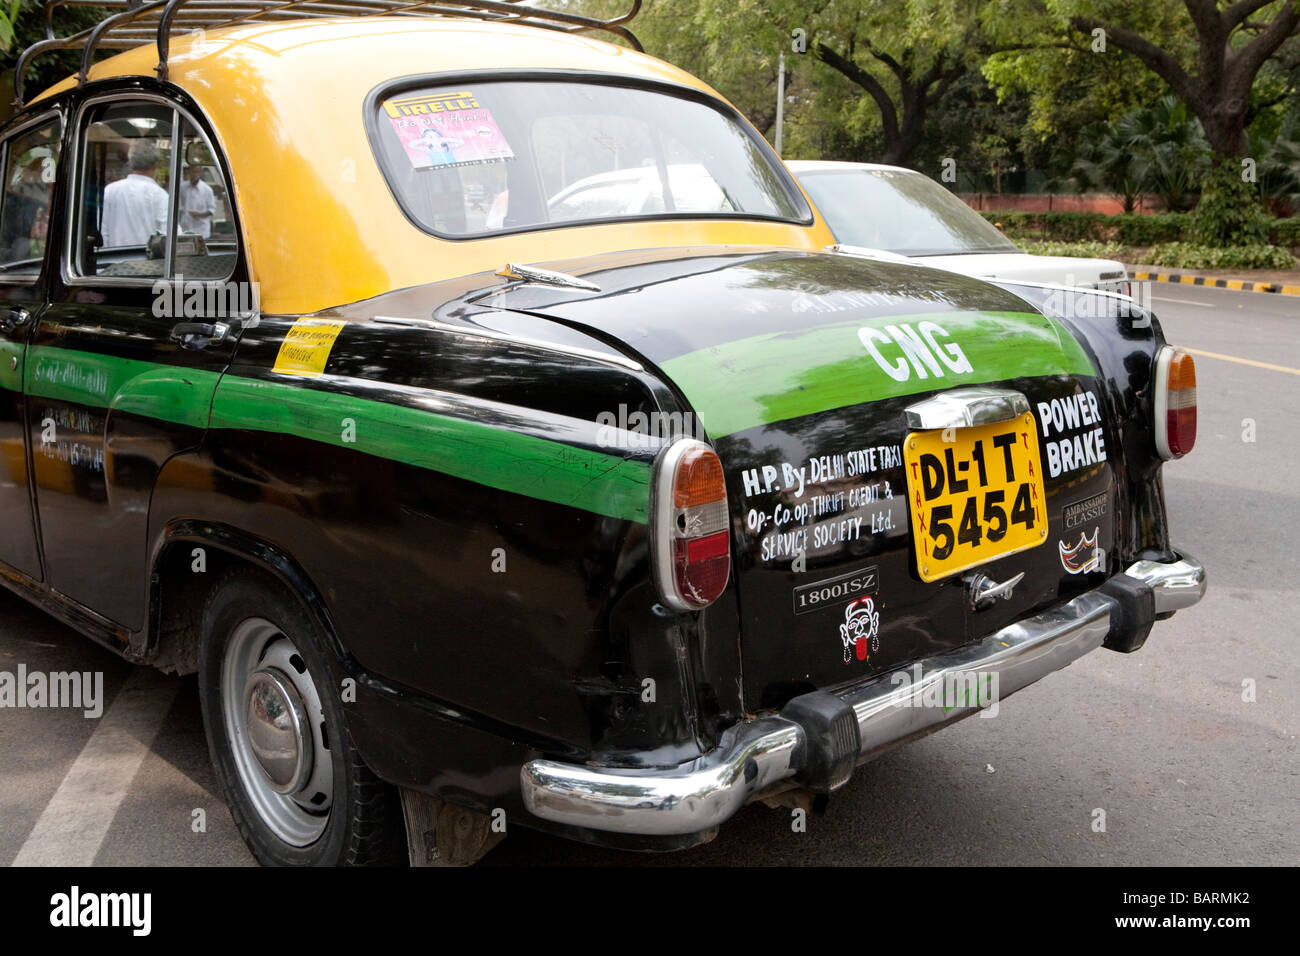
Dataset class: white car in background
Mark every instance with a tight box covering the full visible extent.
[787,160,1130,294]
[547,163,732,221]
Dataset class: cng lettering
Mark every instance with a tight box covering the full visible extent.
[858,321,973,382]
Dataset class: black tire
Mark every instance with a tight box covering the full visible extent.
[197,567,406,866]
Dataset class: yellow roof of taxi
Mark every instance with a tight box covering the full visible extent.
[29,18,832,314]
[34,18,712,103]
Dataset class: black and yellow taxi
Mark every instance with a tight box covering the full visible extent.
[0,1,1205,865]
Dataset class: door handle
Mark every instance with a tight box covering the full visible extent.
[169,321,230,350]
[1,308,30,334]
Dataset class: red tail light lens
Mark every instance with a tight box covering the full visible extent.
[1154,347,1197,459]
[653,440,730,611]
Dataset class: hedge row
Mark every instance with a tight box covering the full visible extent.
[1143,242,1297,270]
[980,210,1300,248]
[1016,239,1129,259]
[1017,238,1297,269]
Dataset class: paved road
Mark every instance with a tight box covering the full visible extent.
[2,281,1296,866]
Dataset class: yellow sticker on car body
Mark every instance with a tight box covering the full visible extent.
[272,319,346,378]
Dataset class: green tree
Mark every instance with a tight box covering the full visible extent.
[1063,0,1300,159]
[1068,122,1149,212]
[0,1,20,53]
[1118,95,1211,211]
[808,0,974,166]
[1065,97,1213,212]
[982,1,1175,145]
[986,1,1300,242]
[1252,111,1300,210]
[987,1,1300,160]
[1190,157,1272,243]
[627,1,997,167]
[1,1,115,117]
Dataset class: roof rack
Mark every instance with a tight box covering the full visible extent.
[14,0,643,108]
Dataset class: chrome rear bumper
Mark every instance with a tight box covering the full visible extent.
[521,550,1205,836]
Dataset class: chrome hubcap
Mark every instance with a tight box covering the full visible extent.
[245,668,311,794]
[221,618,333,846]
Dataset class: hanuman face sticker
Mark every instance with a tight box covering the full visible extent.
[1059,526,1103,574]
[839,596,881,664]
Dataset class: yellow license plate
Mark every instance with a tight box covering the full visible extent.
[904,414,1047,583]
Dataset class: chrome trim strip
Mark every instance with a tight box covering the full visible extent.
[520,550,1206,836]
[904,386,1030,430]
[369,314,643,372]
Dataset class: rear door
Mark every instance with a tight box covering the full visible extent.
[0,111,63,582]
[28,93,247,629]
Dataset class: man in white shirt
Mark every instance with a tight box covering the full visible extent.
[100,140,168,249]
[179,162,216,237]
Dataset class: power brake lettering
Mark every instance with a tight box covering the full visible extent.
[858,322,973,382]
[1037,391,1107,478]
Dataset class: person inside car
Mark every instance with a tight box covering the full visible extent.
[101,139,168,248]
[179,161,216,238]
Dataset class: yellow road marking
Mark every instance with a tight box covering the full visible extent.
[1182,347,1300,376]
[1134,271,1300,295]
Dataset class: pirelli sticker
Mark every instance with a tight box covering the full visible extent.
[272,319,346,378]
[381,89,515,170]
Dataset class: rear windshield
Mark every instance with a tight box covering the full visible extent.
[797,167,1019,256]
[369,79,810,237]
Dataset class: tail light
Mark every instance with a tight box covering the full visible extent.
[652,439,730,611]
[1154,346,1197,459]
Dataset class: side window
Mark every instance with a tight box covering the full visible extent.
[72,101,236,282]
[74,102,173,278]
[0,117,62,276]
[175,118,237,278]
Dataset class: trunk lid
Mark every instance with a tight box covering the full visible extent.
[420,249,1117,707]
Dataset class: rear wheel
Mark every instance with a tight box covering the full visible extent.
[198,569,404,866]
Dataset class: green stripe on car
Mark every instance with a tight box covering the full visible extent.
[660,311,1096,439]
[23,345,650,523]
[209,375,651,523]
[27,346,220,428]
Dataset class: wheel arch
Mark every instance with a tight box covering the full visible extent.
[144,519,350,676]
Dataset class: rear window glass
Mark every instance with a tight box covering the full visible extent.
[370,80,810,237]
[797,167,1019,256]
